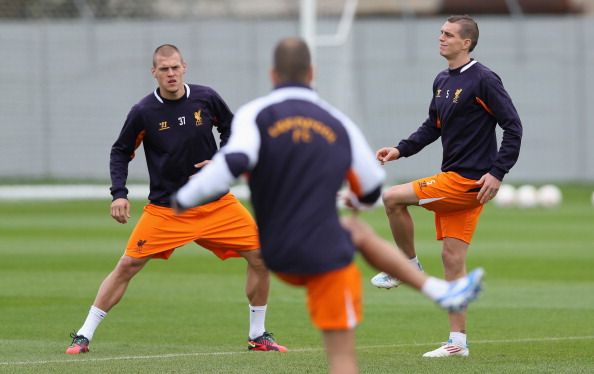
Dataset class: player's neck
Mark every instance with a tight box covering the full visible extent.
[447,55,472,70]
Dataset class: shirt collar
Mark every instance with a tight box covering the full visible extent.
[273,82,312,91]
[449,59,478,75]
[153,83,190,103]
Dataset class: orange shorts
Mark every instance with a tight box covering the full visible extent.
[412,171,485,244]
[125,193,260,259]
[275,263,362,331]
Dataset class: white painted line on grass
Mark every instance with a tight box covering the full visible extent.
[0,184,250,201]
[357,334,594,351]
[1,335,592,367]
[0,184,384,209]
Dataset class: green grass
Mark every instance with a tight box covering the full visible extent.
[1,184,593,373]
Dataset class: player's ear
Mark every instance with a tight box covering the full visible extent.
[182,61,188,74]
[151,67,157,78]
[462,38,472,51]
[306,65,314,84]
[270,68,280,86]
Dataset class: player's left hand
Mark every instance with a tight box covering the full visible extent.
[476,173,501,204]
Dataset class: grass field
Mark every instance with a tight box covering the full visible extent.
[1,184,593,373]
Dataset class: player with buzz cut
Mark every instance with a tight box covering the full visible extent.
[370,14,522,358]
[173,36,484,374]
[65,43,286,354]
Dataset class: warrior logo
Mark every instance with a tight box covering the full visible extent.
[158,121,170,131]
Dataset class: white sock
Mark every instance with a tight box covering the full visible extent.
[248,304,267,340]
[449,331,467,347]
[409,256,423,271]
[421,277,450,301]
[77,305,107,341]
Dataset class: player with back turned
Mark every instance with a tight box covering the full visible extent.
[370,15,522,358]
[173,37,484,374]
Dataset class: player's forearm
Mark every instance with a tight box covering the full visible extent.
[491,127,522,180]
[175,154,236,208]
[397,119,440,158]
[109,155,130,200]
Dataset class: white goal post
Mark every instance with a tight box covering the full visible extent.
[299,0,358,63]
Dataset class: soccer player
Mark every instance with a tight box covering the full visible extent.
[370,15,523,357]
[173,37,484,374]
[65,44,286,354]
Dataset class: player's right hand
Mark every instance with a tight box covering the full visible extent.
[111,198,131,224]
[338,189,372,213]
[375,147,400,165]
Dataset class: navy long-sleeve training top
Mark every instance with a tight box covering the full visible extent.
[110,83,233,206]
[396,60,523,181]
[176,84,385,274]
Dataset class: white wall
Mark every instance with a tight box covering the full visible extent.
[0,17,592,183]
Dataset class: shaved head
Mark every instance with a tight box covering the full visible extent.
[153,44,184,67]
[273,37,312,83]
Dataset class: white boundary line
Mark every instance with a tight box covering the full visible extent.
[2,335,592,366]
[0,184,250,201]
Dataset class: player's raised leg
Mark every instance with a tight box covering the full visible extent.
[341,216,483,312]
[371,183,422,289]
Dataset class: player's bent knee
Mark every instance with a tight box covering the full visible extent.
[383,184,417,210]
[382,189,404,210]
[116,255,148,278]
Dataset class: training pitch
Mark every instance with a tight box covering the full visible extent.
[1,184,593,373]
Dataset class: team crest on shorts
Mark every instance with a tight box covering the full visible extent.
[419,179,436,189]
